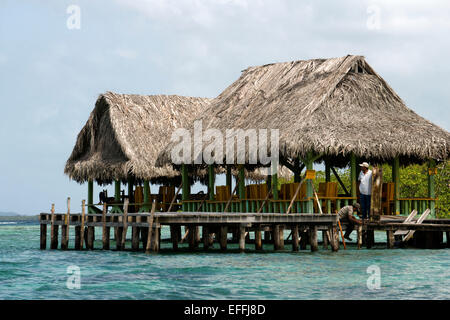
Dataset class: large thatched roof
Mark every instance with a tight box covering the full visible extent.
[157,55,450,168]
[64,92,211,184]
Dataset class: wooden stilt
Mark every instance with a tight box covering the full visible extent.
[203,226,210,250]
[446,232,450,248]
[80,200,86,249]
[264,231,271,244]
[273,225,280,250]
[61,198,71,250]
[239,225,246,252]
[330,227,339,252]
[40,223,47,250]
[300,229,308,250]
[132,227,140,251]
[195,226,200,248]
[279,225,285,250]
[74,225,81,250]
[145,202,157,253]
[322,230,329,250]
[61,222,67,250]
[141,228,148,250]
[292,225,299,251]
[120,199,129,250]
[50,204,58,249]
[170,225,179,251]
[87,226,95,250]
[187,225,195,251]
[255,225,262,250]
[219,226,228,250]
[366,229,375,249]
[102,203,110,250]
[151,225,160,252]
[310,226,318,252]
[357,225,363,249]
[387,230,395,249]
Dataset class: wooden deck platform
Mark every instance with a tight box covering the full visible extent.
[39,212,450,252]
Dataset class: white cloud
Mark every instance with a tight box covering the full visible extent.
[114,48,138,59]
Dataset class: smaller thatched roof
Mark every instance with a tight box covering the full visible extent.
[64,92,211,184]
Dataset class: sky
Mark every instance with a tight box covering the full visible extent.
[0,0,449,215]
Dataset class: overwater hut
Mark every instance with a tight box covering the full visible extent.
[64,92,211,213]
[157,55,450,217]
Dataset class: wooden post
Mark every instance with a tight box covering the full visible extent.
[366,229,375,249]
[80,200,86,249]
[40,222,47,250]
[255,225,262,250]
[428,159,436,217]
[292,225,299,251]
[226,166,232,192]
[140,227,148,250]
[310,226,318,252]
[61,197,71,250]
[300,228,308,250]
[219,226,228,250]
[305,153,314,213]
[446,232,450,248]
[208,165,215,202]
[350,154,357,199]
[102,203,110,250]
[182,165,190,211]
[357,225,363,249]
[120,199,129,250]
[330,226,339,252]
[322,230,329,250]
[271,167,279,205]
[170,225,179,251]
[145,202,156,253]
[371,166,383,220]
[387,230,395,249]
[239,166,245,212]
[187,225,195,250]
[203,226,210,250]
[132,226,140,251]
[88,180,94,213]
[50,204,58,249]
[264,231,271,244]
[87,225,95,250]
[393,157,400,215]
[239,225,246,252]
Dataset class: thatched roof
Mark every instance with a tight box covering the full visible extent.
[157,55,450,168]
[64,92,211,184]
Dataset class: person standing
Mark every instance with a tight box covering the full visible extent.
[358,162,372,220]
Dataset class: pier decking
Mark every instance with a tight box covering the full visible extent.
[39,212,450,252]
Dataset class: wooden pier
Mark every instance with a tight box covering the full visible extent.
[39,211,450,252]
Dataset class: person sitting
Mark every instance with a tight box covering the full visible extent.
[338,203,362,241]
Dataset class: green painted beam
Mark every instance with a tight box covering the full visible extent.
[238,166,245,212]
[110,180,123,213]
[87,180,94,213]
[271,167,278,201]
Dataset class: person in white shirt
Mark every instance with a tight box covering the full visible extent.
[358,162,372,220]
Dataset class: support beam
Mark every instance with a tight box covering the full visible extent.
[239,166,245,212]
[110,180,123,213]
[182,164,190,211]
[393,157,400,215]
[88,180,95,213]
[428,159,436,217]
[40,224,47,250]
[350,154,357,199]
[255,225,262,250]
[239,225,246,252]
[219,226,228,250]
[310,226,318,252]
[305,153,314,213]
[208,165,215,201]
[331,167,351,196]
[292,225,299,251]
[387,230,395,249]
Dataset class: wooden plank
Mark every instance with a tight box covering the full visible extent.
[286,177,306,214]
[132,226,140,251]
[403,209,431,242]
[219,226,228,250]
[170,225,179,251]
[387,230,395,249]
[50,204,58,249]
[255,225,262,250]
[394,209,418,236]
[167,183,182,212]
[40,223,47,250]
[357,225,363,249]
[371,166,383,220]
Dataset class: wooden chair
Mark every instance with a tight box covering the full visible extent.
[134,186,144,212]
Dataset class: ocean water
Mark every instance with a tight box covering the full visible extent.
[0,221,449,300]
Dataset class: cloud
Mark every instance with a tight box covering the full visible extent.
[114,48,138,59]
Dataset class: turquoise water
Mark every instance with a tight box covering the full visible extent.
[0,221,449,300]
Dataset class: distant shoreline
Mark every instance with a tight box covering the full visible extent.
[0,215,39,222]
